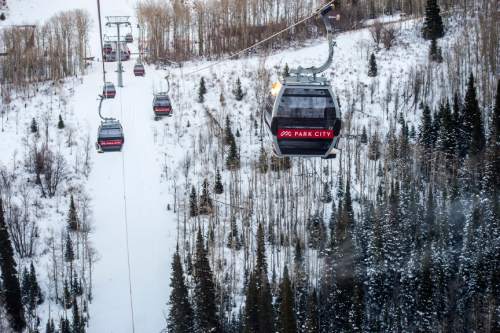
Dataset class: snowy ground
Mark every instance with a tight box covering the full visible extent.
[0,1,465,332]
[73,63,180,332]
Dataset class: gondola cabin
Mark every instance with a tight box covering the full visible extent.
[133,63,145,76]
[265,77,341,158]
[103,42,113,54]
[121,48,130,61]
[125,33,133,43]
[96,119,124,152]
[103,82,116,99]
[104,51,116,62]
[152,93,172,120]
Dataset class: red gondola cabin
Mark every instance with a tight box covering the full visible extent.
[152,93,172,120]
[134,63,145,76]
[96,119,124,152]
[103,82,116,99]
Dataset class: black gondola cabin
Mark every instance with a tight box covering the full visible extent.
[103,42,113,55]
[152,93,172,119]
[134,63,145,76]
[265,78,341,158]
[103,82,116,99]
[96,119,124,152]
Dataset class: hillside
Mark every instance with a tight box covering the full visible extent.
[0,1,498,333]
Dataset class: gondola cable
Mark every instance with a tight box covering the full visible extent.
[185,0,336,76]
[118,76,137,333]
[95,2,135,331]
[181,0,342,158]
[96,0,106,85]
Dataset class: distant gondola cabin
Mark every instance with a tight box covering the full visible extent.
[96,119,124,152]
[152,93,172,119]
[103,42,113,54]
[133,63,145,76]
[103,82,116,99]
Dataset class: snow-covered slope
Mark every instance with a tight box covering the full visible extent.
[1,1,468,332]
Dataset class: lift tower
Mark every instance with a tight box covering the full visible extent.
[105,16,130,88]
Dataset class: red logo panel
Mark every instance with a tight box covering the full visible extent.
[278,129,334,139]
[155,107,171,113]
[100,139,123,146]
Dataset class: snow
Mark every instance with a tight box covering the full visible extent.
[0,1,468,332]
[71,59,186,331]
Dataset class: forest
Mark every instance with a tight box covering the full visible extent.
[0,0,498,332]
[163,1,499,333]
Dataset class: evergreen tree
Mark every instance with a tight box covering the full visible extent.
[253,223,274,332]
[368,131,381,160]
[224,116,233,145]
[492,80,500,144]
[463,74,485,156]
[409,124,416,139]
[419,104,434,150]
[226,135,240,170]
[360,126,368,144]
[22,262,43,312]
[243,272,259,333]
[416,249,435,332]
[71,300,85,333]
[59,317,71,333]
[198,179,213,215]
[337,169,344,199]
[198,77,207,103]
[332,181,363,331]
[432,103,443,145]
[71,274,82,297]
[193,228,219,332]
[270,155,292,172]
[437,101,456,157]
[45,318,55,333]
[57,115,65,129]
[304,288,319,333]
[368,53,378,77]
[219,92,226,107]
[328,200,337,246]
[29,262,43,305]
[422,0,444,40]
[278,266,296,333]
[21,267,31,306]
[0,199,26,332]
[0,13,6,21]
[65,233,75,263]
[167,250,194,333]
[293,240,308,331]
[31,117,38,133]
[214,169,224,194]
[258,146,268,174]
[67,195,78,231]
[428,38,443,63]
[283,63,290,78]
[227,217,241,250]
[318,279,335,333]
[307,212,326,250]
[484,80,500,191]
[189,186,198,217]
[321,182,332,203]
[62,279,72,309]
[364,202,385,332]
[453,93,466,157]
[233,78,244,101]
[255,224,267,277]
